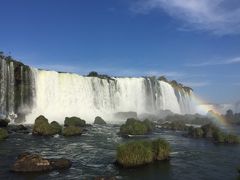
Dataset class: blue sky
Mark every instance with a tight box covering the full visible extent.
[0,0,240,104]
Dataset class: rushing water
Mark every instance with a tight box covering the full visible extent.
[0,58,196,124]
[26,70,195,124]
[1,125,240,180]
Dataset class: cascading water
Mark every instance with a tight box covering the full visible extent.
[0,57,35,121]
[25,69,196,123]
[0,57,196,124]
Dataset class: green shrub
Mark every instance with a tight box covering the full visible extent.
[213,131,226,143]
[201,123,219,138]
[224,134,240,144]
[94,116,106,125]
[116,141,153,167]
[63,126,82,136]
[152,139,171,160]
[143,119,154,132]
[64,117,86,127]
[116,138,170,168]
[0,128,8,140]
[188,127,204,138]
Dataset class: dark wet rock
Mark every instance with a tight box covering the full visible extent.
[8,124,30,134]
[11,152,71,172]
[63,126,82,136]
[64,117,86,127]
[94,116,107,125]
[0,119,10,127]
[0,128,8,140]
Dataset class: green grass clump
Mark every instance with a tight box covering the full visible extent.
[116,138,170,167]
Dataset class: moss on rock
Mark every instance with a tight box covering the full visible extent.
[50,121,62,134]
[32,115,60,136]
[116,138,170,168]
[0,128,8,140]
[64,117,86,127]
[63,126,82,136]
[119,118,154,136]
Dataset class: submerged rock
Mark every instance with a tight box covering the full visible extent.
[64,117,86,127]
[63,126,82,136]
[0,128,8,140]
[0,119,10,127]
[116,138,170,168]
[11,152,71,172]
[8,124,30,134]
[161,120,188,131]
[94,116,107,125]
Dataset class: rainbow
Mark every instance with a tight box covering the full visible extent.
[191,93,228,126]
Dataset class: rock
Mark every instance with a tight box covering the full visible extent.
[0,128,8,140]
[32,115,60,136]
[8,124,30,134]
[50,121,62,134]
[64,117,86,127]
[119,118,154,136]
[161,120,188,131]
[63,126,82,136]
[11,152,71,172]
[0,119,10,127]
[116,138,170,168]
[94,116,107,125]
[49,158,72,170]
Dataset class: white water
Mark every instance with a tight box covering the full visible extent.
[26,69,196,124]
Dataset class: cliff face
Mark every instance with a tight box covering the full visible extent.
[0,57,35,121]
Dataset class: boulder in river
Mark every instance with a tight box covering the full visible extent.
[11,152,72,172]
[0,119,10,127]
[94,116,107,125]
[32,115,61,136]
[64,117,86,127]
[63,126,82,136]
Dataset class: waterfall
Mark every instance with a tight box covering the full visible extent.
[25,69,196,123]
[0,57,196,123]
[0,57,35,121]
